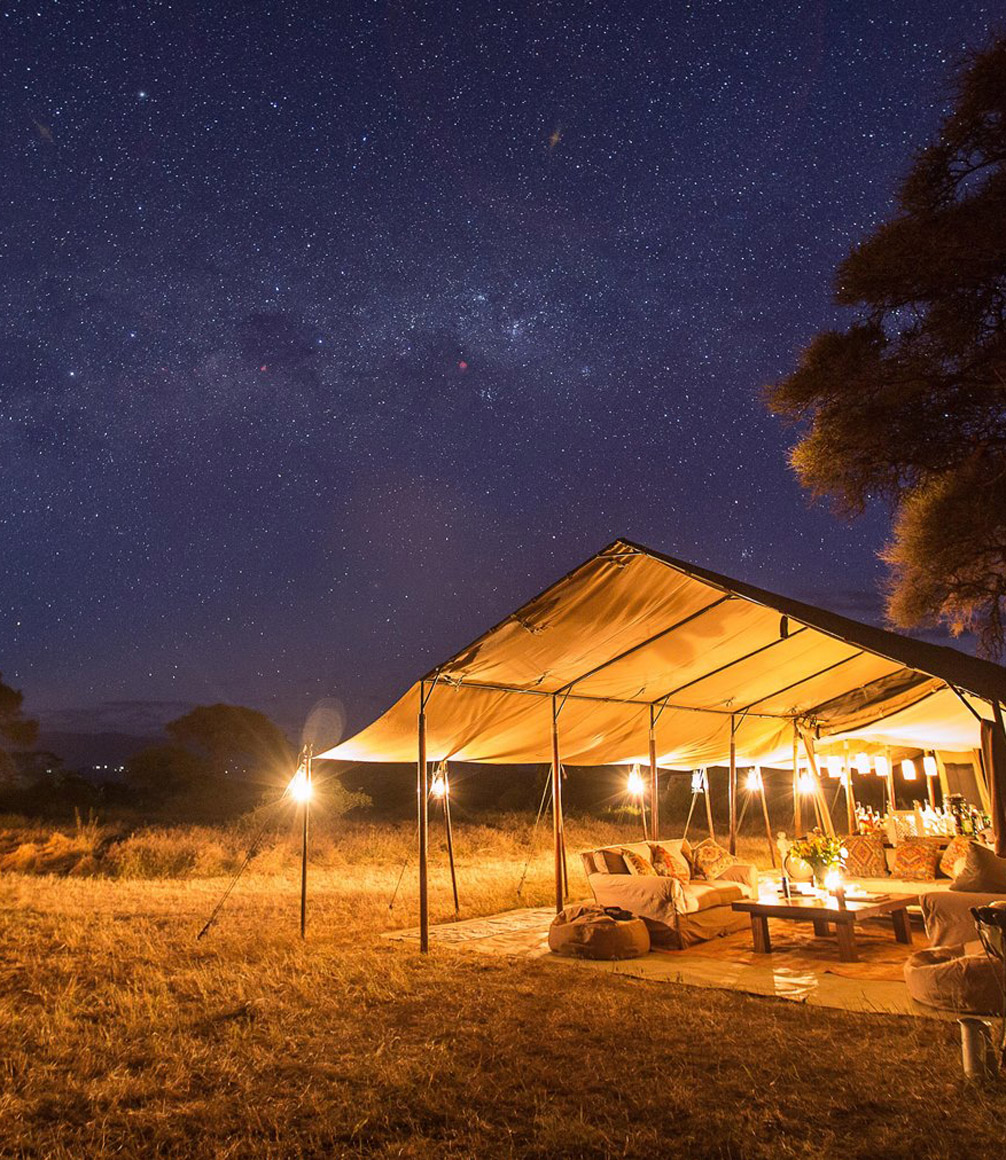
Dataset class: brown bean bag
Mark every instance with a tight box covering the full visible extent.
[903,943,1005,1015]
[548,904,650,960]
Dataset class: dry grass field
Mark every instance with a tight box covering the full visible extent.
[1,808,1005,1158]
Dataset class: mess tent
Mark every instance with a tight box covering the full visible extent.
[317,539,1006,951]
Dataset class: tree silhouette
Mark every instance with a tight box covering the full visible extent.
[767,39,1006,655]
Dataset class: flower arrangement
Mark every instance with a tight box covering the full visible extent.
[788,829,845,886]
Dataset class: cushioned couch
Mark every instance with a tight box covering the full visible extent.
[580,839,758,949]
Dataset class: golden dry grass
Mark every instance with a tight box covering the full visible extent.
[1,812,1004,1157]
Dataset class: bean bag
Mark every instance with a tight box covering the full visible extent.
[903,942,1005,1015]
[548,904,650,961]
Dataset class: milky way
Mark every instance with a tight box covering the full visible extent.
[1,2,997,738]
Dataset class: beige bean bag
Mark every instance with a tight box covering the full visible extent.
[548,904,650,961]
[904,942,1005,1015]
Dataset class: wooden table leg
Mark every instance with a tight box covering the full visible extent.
[835,921,858,962]
[751,913,771,954]
[891,907,914,946]
[812,919,831,937]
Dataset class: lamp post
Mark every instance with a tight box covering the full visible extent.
[289,745,313,939]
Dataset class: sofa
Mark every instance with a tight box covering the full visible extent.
[580,838,758,949]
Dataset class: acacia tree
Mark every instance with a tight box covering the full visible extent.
[767,39,1006,655]
[0,673,39,779]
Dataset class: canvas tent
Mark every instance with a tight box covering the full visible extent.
[318,538,1006,949]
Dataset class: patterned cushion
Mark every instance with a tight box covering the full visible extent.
[949,842,1006,893]
[940,835,974,880]
[843,834,887,878]
[621,847,657,876]
[690,840,737,880]
[891,837,941,881]
[594,848,628,875]
[649,842,690,883]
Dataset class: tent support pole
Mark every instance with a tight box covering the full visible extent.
[649,705,659,841]
[417,682,429,954]
[551,696,564,914]
[799,728,836,838]
[683,786,698,840]
[845,768,858,835]
[885,746,897,813]
[442,766,459,916]
[792,726,802,836]
[704,772,716,841]
[759,782,776,866]
[728,715,737,855]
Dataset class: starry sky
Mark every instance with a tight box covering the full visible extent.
[2,1,1000,743]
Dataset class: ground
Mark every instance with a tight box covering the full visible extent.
[0,812,1003,1157]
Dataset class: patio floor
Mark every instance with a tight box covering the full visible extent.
[386,902,958,1020]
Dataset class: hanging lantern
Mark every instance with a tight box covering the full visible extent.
[826,756,844,780]
[289,764,313,803]
[430,772,447,799]
[627,766,646,797]
[797,771,815,795]
[901,758,917,781]
[923,754,938,779]
[744,766,763,792]
[874,754,890,778]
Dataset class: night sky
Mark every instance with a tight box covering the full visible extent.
[2,2,999,744]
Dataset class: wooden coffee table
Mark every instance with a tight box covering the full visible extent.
[731,892,919,962]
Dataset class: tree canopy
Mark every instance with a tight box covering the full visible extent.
[0,673,40,780]
[767,38,1006,655]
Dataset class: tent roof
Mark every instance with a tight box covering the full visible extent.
[318,538,1006,768]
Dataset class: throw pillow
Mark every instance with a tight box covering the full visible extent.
[843,834,887,878]
[594,848,629,875]
[950,842,1006,894]
[891,837,941,881]
[939,835,974,880]
[621,847,657,876]
[649,842,690,883]
[691,840,737,881]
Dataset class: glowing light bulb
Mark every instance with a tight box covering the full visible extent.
[798,771,815,795]
[289,766,312,803]
[744,766,763,792]
[627,767,646,797]
[901,758,917,781]
[874,755,889,778]
[430,772,447,799]
[923,755,938,779]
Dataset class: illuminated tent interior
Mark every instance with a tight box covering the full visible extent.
[317,538,1006,947]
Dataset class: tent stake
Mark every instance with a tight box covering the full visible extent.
[649,705,660,841]
[551,697,564,914]
[418,682,429,954]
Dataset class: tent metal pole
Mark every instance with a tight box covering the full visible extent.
[759,782,776,867]
[792,726,802,836]
[683,785,698,840]
[728,715,737,855]
[551,696,564,914]
[442,766,459,916]
[799,728,836,838]
[704,771,716,842]
[649,704,659,841]
[418,681,429,954]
